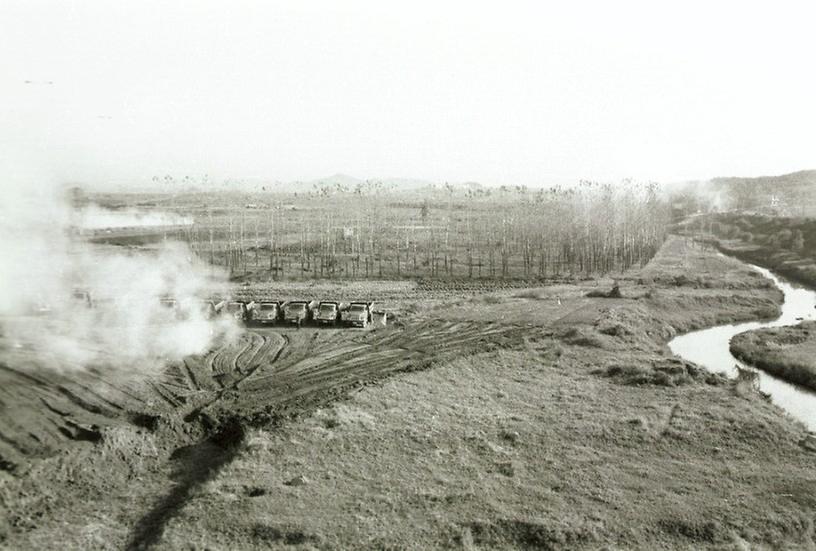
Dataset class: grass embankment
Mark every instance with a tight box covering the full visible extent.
[731,321,816,391]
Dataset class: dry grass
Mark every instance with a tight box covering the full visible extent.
[150,345,816,550]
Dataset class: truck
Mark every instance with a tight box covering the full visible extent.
[247,301,282,325]
[313,301,345,325]
[167,298,217,320]
[198,299,217,320]
[71,288,94,308]
[217,300,249,323]
[341,301,374,328]
[282,300,316,327]
[159,297,182,320]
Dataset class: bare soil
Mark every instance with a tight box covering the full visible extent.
[2,236,813,550]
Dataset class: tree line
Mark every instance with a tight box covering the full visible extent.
[177,181,669,280]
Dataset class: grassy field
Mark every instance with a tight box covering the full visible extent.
[5,235,812,550]
[731,321,816,391]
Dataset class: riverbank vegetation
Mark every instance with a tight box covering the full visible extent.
[731,321,816,391]
[693,213,816,289]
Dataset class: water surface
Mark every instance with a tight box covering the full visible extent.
[669,261,816,430]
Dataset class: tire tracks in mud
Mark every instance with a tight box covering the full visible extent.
[123,319,524,550]
[0,362,149,472]
[203,320,527,420]
[4,320,521,549]
[0,318,525,479]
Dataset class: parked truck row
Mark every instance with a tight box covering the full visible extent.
[37,290,382,329]
[163,297,380,328]
[245,300,379,328]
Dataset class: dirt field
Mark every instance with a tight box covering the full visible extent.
[3,236,815,550]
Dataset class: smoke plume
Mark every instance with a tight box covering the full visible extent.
[0,172,239,372]
[77,204,193,229]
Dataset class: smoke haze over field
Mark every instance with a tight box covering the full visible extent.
[0,167,239,372]
[76,204,193,229]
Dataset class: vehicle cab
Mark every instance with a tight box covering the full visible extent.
[250,301,281,324]
[314,302,341,324]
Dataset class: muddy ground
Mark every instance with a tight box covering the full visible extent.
[2,236,814,550]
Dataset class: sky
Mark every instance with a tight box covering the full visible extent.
[1,0,815,189]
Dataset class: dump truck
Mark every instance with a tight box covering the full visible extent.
[341,301,374,328]
[282,300,316,327]
[71,288,94,308]
[198,300,217,320]
[313,301,345,325]
[159,297,183,320]
[217,300,249,322]
[247,301,282,325]
[168,298,217,320]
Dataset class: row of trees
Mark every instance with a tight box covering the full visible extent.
[176,182,669,280]
[711,216,808,252]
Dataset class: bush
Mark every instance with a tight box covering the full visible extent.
[600,359,702,387]
[792,229,805,251]
[514,290,542,300]
[586,285,622,298]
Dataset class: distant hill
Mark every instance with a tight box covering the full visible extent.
[710,170,816,216]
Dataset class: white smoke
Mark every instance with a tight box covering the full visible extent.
[0,170,240,372]
[76,204,193,229]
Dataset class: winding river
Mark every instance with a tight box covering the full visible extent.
[669,257,816,430]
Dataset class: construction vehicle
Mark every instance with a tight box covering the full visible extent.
[282,300,316,327]
[71,288,94,308]
[187,299,217,320]
[198,300,217,320]
[159,297,183,320]
[247,301,282,325]
[341,301,374,328]
[313,301,345,325]
[166,298,217,321]
[217,300,249,323]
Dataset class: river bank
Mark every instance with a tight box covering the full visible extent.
[731,321,816,392]
[706,213,816,290]
[693,236,816,409]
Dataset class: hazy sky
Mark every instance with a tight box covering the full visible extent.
[2,0,815,188]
